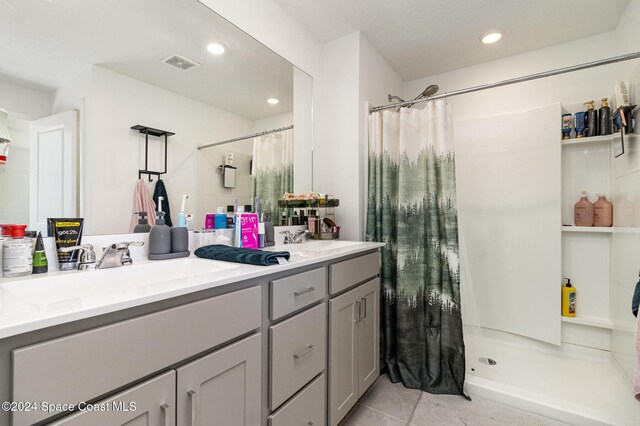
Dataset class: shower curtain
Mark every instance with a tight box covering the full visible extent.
[251,128,293,219]
[366,100,465,395]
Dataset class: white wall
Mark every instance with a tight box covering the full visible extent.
[0,80,52,120]
[254,112,293,133]
[293,67,313,193]
[87,66,254,234]
[318,33,360,240]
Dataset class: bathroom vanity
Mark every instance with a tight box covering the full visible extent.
[0,241,383,426]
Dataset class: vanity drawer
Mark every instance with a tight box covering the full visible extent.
[329,252,380,295]
[270,267,326,320]
[269,303,326,410]
[268,374,326,426]
[12,286,261,426]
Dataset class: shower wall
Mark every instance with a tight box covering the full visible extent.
[455,104,561,345]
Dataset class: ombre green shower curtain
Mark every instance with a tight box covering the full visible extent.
[251,129,293,219]
[366,100,465,395]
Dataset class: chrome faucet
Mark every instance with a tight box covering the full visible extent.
[280,229,309,244]
[61,241,144,270]
[97,241,144,269]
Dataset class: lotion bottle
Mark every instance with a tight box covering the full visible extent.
[574,191,594,227]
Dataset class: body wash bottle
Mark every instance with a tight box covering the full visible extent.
[574,191,593,227]
[562,279,576,317]
[593,193,613,227]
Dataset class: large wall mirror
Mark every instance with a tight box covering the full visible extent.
[0,0,313,235]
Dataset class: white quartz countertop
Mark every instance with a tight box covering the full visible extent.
[0,241,384,339]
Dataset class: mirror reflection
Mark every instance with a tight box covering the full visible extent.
[0,0,313,235]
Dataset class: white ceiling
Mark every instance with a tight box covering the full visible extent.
[0,0,294,120]
[274,0,630,81]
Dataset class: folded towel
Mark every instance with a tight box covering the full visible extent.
[194,244,290,266]
[129,179,156,232]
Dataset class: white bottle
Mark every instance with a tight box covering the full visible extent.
[2,225,32,277]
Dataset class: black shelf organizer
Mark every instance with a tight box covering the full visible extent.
[131,125,175,182]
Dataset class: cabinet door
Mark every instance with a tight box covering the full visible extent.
[49,371,176,426]
[357,278,380,396]
[176,334,261,426]
[328,287,360,426]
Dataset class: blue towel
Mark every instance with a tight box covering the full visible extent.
[153,179,173,227]
[194,244,290,266]
[633,275,640,317]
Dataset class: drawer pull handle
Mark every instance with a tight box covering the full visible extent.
[188,390,198,426]
[161,403,171,426]
[362,297,367,319]
[293,344,315,360]
[294,286,315,297]
[355,301,361,323]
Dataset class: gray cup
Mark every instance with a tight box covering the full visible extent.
[170,227,189,253]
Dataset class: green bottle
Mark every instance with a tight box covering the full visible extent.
[32,232,48,274]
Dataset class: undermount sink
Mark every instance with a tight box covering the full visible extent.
[1,258,238,305]
[271,240,364,253]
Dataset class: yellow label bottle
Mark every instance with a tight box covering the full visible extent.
[562,279,576,317]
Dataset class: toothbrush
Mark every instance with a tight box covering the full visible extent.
[178,194,188,227]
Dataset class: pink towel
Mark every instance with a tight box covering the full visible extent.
[635,311,640,401]
[129,179,156,232]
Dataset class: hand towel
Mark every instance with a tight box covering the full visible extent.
[194,244,290,266]
[153,179,173,227]
[129,179,156,232]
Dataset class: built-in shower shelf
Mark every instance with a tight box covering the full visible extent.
[561,315,614,329]
[562,226,640,234]
[561,134,614,146]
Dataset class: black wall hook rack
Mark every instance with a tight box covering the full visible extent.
[131,125,175,182]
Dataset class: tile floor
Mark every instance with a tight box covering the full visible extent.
[341,375,568,426]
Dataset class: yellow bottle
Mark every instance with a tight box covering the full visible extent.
[562,279,576,317]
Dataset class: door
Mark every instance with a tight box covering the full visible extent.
[29,110,78,233]
[49,371,175,426]
[329,287,360,426]
[357,278,380,396]
[176,334,261,426]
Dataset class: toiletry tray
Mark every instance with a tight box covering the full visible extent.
[277,199,340,208]
[148,251,190,261]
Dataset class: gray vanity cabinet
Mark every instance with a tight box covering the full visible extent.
[49,370,176,426]
[176,334,261,426]
[328,277,380,426]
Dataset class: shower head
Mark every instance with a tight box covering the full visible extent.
[388,94,405,103]
[421,84,439,98]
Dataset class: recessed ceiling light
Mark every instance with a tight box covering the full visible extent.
[481,32,503,44]
[267,98,279,105]
[207,43,225,55]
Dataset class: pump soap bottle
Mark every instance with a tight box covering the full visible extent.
[585,100,598,137]
[562,279,576,317]
[133,212,151,233]
[149,197,171,257]
[574,191,594,227]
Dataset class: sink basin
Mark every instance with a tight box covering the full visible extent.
[0,258,238,305]
[269,240,364,253]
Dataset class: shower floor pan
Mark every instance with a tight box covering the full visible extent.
[463,329,640,426]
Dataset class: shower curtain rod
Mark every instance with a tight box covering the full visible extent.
[197,125,294,150]
[370,51,640,112]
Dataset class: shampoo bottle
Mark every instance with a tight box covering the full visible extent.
[574,191,594,227]
[593,193,613,227]
[584,100,598,137]
[562,279,576,317]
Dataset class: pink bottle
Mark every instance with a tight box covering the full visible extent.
[593,193,613,227]
[574,191,593,227]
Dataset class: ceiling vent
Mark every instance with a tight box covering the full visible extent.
[160,53,200,71]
